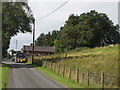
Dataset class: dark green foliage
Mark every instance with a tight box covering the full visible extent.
[35,10,120,53]
[35,30,59,47]
[2,2,34,57]
[55,10,120,52]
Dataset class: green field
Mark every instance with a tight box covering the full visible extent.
[0,64,9,89]
[34,44,118,77]
[29,44,119,88]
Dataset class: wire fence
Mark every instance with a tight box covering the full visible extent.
[33,59,119,88]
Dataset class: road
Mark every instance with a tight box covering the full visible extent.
[3,61,68,89]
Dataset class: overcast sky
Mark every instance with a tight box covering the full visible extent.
[8,0,119,51]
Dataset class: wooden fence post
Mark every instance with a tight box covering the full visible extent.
[62,65,65,77]
[43,60,45,67]
[48,62,51,69]
[53,63,56,71]
[45,61,47,68]
[101,72,104,89]
[52,63,55,70]
[50,62,52,70]
[87,70,90,86]
[68,67,71,79]
[44,60,46,68]
[55,64,57,72]
[65,54,67,59]
[49,62,50,69]
[46,61,47,68]
[49,62,51,70]
[80,73,83,83]
[57,64,60,74]
[76,68,79,83]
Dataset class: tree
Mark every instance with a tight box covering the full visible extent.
[2,2,34,57]
[35,30,59,47]
[35,33,45,46]
[55,10,120,52]
[76,10,120,47]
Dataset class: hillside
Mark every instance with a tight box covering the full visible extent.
[34,44,119,77]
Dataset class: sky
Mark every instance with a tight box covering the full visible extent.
[8,0,119,51]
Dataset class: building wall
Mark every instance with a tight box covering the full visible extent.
[23,51,53,56]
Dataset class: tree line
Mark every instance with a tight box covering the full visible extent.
[35,10,120,53]
[2,2,34,57]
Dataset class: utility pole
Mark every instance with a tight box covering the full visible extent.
[32,19,35,64]
[16,40,17,52]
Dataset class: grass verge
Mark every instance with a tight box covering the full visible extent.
[30,44,118,77]
[27,62,100,88]
[0,63,9,89]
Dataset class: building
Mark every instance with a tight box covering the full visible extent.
[8,50,18,56]
[21,45,54,56]
[8,50,14,56]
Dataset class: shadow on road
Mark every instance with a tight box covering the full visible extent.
[2,62,40,69]
[9,63,33,68]
[1,63,9,68]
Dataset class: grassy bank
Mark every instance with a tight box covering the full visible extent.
[27,62,99,88]
[0,63,9,89]
[28,44,119,88]
[33,44,118,77]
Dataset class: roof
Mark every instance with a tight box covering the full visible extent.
[22,46,54,53]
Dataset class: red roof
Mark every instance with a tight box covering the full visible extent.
[22,46,54,53]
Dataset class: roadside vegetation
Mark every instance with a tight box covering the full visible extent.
[27,62,100,88]
[28,44,119,88]
[0,63,9,89]
[35,10,120,53]
[34,44,118,77]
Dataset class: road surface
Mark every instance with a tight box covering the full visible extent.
[3,61,68,89]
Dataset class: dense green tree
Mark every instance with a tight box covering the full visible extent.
[76,10,120,47]
[2,2,34,57]
[35,33,45,46]
[55,10,120,52]
[35,30,59,47]
[35,10,120,53]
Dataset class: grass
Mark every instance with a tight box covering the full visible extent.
[27,62,100,88]
[0,63,9,89]
[28,44,119,88]
[32,44,118,77]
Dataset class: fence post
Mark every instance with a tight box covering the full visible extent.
[65,54,67,59]
[39,60,42,66]
[68,67,71,79]
[80,73,83,83]
[87,70,90,86]
[52,63,55,70]
[43,60,45,67]
[45,61,47,68]
[53,63,56,71]
[101,72,104,89]
[50,62,51,70]
[44,60,46,68]
[56,64,58,73]
[50,62,52,70]
[62,65,65,77]
[76,68,79,83]
[46,61,48,68]
[57,64,60,74]
[48,62,51,69]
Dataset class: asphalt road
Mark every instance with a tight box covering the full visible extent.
[3,61,68,89]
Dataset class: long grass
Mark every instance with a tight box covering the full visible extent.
[32,44,118,77]
[28,44,119,88]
